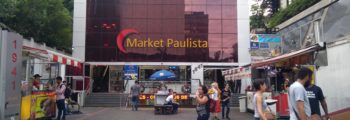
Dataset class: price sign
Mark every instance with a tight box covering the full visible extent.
[0,30,23,120]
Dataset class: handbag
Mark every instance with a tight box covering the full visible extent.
[310,114,321,120]
[264,106,276,120]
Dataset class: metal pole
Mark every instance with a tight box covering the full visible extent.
[83,63,85,92]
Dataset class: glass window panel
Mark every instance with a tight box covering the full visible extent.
[222,34,237,47]
[208,34,222,47]
[222,20,237,33]
[185,0,192,5]
[222,5,237,19]
[209,47,224,62]
[222,47,237,62]
[207,0,222,5]
[134,5,148,18]
[185,5,192,12]
[223,0,236,5]
[162,5,178,18]
[148,0,163,5]
[209,20,222,33]
[162,20,181,33]
[147,5,162,18]
[192,0,207,5]
[207,5,222,19]
[176,5,186,18]
[148,19,163,33]
[191,5,207,13]
[120,4,134,18]
[134,0,147,4]
[120,0,134,4]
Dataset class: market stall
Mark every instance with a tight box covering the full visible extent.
[20,44,83,119]
[251,45,321,118]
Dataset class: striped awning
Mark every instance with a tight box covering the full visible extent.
[23,45,82,67]
[47,50,82,67]
[251,45,320,68]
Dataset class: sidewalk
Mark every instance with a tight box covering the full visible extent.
[67,107,253,120]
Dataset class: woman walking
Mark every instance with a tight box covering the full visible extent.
[196,85,211,120]
[253,79,268,120]
[221,84,232,119]
[209,82,221,120]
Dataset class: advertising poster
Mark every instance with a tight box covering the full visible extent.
[0,30,23,120]
[124,65,138,80]
[30,93,56,119]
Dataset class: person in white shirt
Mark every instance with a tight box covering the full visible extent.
[165,90,179,113]
[55,76,66,120]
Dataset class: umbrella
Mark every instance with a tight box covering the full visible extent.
[150,70,176,81]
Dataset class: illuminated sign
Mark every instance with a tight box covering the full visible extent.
[139,94,189,100]
[116,29,208,53]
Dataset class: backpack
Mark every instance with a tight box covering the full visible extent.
[60,84,71,99]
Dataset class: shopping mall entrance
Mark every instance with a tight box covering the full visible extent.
[91,65,191,93]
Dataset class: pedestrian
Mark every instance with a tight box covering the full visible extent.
[130,81,141,111]
[252,79,268,120]
[165,90,179,113]
[306,84,330,119]
[288,67,313,120]
[32,74,42,91]
[221,84,231,120]
[208,82,221,120]
[55,76,66,120]
[196,85,210,120]
[181,82,191,94]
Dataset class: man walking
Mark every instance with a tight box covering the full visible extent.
[130,81,141,111]
[306,84,330,119]
[288,67,313,120]
[55,76,66,120]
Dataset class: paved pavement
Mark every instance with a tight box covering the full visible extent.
[67,107,253,120]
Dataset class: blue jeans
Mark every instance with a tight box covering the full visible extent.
[222,101,230,118]
[165,102,179,113]
[197,113,210,120]
[254,117,260,120]
[56,99,66,120]
[131,96,139,111]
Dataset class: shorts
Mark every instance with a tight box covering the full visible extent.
[210,100,221,113]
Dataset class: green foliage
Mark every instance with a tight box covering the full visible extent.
[0,0,72,52]
[250,0,267,29]
[268,0,321,28]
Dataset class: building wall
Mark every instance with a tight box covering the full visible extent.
[237,0,251,66]
[72,0,87,61]
[73,0,251,65]
[316,41,350,114]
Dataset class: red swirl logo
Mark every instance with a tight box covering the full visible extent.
[116,28,138,53]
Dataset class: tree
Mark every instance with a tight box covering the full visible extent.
[250,0,275,29]
[0,0,72,52]
[0,0,17,21]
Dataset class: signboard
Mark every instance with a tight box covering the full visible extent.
[191,79,200,95]
[124,65,138,80]
[191,64,203,85]
[0,30,23,120]
[257,34,281,43]
[259,42,269,49]
[250,42,260,49]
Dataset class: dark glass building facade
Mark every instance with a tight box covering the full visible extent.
[85,0,238,62]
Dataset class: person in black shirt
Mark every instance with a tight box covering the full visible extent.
[221,84,231,119]
[306,84,329,120]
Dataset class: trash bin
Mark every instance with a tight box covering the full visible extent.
[239,96,247,112]
[266,99,278,115]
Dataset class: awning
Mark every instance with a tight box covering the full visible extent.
[47,50,82,67]
[251,45,320,68]
[23,46,82,67]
